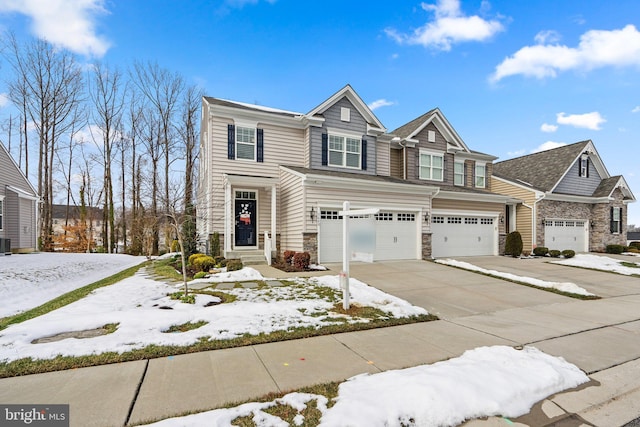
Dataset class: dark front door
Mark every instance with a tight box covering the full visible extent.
[235,199,257,246]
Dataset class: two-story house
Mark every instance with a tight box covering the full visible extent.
[197,85,512,263]
[0,141,39,253]
[491,141,635,253]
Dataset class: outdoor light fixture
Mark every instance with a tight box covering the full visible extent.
[590,220,595,228]
[424,212,430,223]
[542,218,546,226]
[499,214,505,224]
[309,206,316,222]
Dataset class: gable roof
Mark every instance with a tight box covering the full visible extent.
[0,140,38,197]
[592,175,636,201]
[492,141,592,192]
[203,97,302,118]
[390,108,471,153]
[306,84,386,133]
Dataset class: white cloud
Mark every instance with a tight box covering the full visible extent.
[534,30,561,45]
[385,0,504,51]
[507,149,526,157]
[0,93,9,108]
[0,0,110,57]
[368,99,396,111]
[632,106,640,113]
[491,24,640,82]
[556,111,606,130]
[532,141,567,153]
[540,123,558,133]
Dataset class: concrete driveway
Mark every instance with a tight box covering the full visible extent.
[344,260,569,319]
[455,254,640,298]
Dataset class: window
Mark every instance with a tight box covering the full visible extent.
[397,213,415,222]
[328,134,361,168]
[236,126,256,160]
[454,161,464,186]
[480,218,494,225]
[321,210,341,220]
[432,216,445,224]
[579,156,589,177]
[0,199,3,230]
[235,191,256,200]
[419,152,444,181]
[611,207,622,234]
[448,217,462,224]
[475,163,486,188]
[375,212,393,221]
[465,217,478,225]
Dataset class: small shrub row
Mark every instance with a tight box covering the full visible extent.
[275,250,312,272]
[226,259,243,272]
[531,246,574,258]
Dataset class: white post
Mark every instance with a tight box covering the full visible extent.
[342,201,350,310]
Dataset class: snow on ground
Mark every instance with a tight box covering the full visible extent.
[0,252,147,318]
[435,259,596,297]
[0,268,427,363]
[143,345,589,427]
[553,253,640,276]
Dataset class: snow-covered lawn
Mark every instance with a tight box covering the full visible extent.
[0,252,146,318]
[553,253,640,276]
[143,345,589,427]
[0,267,427,363]
[435,258,596,297]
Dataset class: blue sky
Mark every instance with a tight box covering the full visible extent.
[0,0,639,226]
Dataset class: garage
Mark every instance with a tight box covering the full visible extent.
[431,214,498,258]
[318,210,419,263]
[544,219,588,252]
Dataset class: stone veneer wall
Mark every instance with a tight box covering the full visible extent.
[303,232,318,264]
[535,200,591,248]
[422,233,432,259]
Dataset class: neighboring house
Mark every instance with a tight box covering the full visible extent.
[51,204,104,250]
[492,141,635,253]
[197,85,512,263]
[0,141,39,253]
[628,231,640,246]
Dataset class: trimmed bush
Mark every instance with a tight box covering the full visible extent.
[549,249,561,258]
[562,249,576,259]
[293,252,311,271]
[606,244,625,254]
[192,255,215,272]
[504,231,523,257]
[226,259,243,272]
[283,250,296,265]
[533,247,549,257]
[629,242,640,250]
[188,253,206,266]
[214,256,225,267]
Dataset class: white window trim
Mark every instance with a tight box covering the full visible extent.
[454,161,464,186]
[419,150,444,182]
[580,156,589,178]
[235,126,256,161]
[326,128,362,170]
[475,162,486,188]
[612,207,622,234]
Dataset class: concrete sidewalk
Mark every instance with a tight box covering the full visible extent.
[2,259,640,426]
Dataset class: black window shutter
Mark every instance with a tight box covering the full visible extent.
[257,128,264,162]
[610,206,615,233]
[227,124,235,160]
[361,139,367,170]
[321,133,328,166]
[578,159,581,177]
[415,151,420,179]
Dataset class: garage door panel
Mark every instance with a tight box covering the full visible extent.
[544,220,587,252]
[431,215,497,258]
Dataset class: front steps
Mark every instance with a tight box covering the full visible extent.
[226,249,268,266]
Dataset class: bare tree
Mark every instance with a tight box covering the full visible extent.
[3,35,85,250]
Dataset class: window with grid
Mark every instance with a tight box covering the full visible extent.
[611,207,622,233]
[321,210,342,220]
[397,213,415,221]
[454,161,464,186]
[465,218,478,225]
[236,127,256,160]
[432,216,445,224]
[375,212,393,221]
[475,164,486,188]
[448,217,462,224]
[480,218,494,225]
[329,134,361,168]
[419,153,444,181]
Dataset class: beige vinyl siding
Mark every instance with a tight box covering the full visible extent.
[376,140,390,176]
[491,176,538,251]
[279,168,305,252]
[390,148,403,179]
[304,127,311,169]
[207,117,305,236]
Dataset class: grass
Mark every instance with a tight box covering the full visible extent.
[0,261,150,332]
[620,261,640,269]
[163,320,208,333]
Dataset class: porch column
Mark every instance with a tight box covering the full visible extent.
[224,179,232,254]
[271,183,277,242]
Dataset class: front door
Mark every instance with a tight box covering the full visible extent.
[235,199,257,247]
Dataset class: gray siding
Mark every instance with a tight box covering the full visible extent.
[309,97,376,175]
[406,123,452,185]
[554,158,602,196]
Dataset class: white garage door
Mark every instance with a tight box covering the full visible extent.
[318,210,418,263]
[431,215,497,258]
[544,219,588,252]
